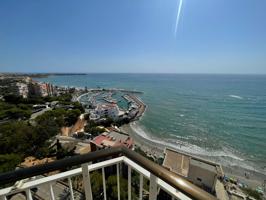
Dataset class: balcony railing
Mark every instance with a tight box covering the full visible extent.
[0,147,218,200]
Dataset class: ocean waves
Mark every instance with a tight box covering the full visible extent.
[229,94,243,99]
[128,121,266,174]
[130,122,241,159]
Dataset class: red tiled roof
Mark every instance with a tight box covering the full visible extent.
[92,133,133,149]
[93,135,107,145]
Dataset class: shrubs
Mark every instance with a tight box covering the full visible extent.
[0,93,84,121]
[35,108,81,127]
[0,101,32,120]
[84,120,105,137]
[90,170,137,200]
[0,121,54,172]
[0,93,85,172]
[242,188,263,200]
[0,154,22,173]
[0,107,82,172]
[3,94,45,104]
[64,109,81,126]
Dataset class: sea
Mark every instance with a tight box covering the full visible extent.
[35,74,266,175]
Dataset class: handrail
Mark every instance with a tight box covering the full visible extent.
[122,147,218,200]
[0,147,218,200]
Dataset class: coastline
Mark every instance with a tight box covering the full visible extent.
[32,75,266,190]
[120,123,266,188]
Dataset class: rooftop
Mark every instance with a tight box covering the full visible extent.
[74,142,91,154]
[163,148,224,178]
[190,158,217,174]
[96,103,117,109]
[92,131,133,149]
[163,148,190,177]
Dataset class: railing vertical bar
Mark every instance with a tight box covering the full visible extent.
[2,196,7,200]
[26,189,33,200]
[117,163,120,200]
[102,167,107,200]
[128,166,132,200]
[82,163,93,200]
[68,177,75,200]
[149,174,157,200]
[139,174,143,200]
[49,183,55,200]
[0,196,7,200]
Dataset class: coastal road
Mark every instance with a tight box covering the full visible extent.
[56,135,91,144]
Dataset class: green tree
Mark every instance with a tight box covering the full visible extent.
[106,175,131,200]
[3,95,24,104]
[6,107,31,119]
[0,101,32,120]
[64,109,81,126]
[0,121,39,155]
[4,94,44,104]
[84,113,90,120]
[86,119,97,128]
[89,171,138,200]
[84,123,105,137]
[90,171,103,200]
[0,154,22,173]
[72,102,85,113]
[35,109,65,128]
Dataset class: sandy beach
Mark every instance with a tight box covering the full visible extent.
[121,123,266,189]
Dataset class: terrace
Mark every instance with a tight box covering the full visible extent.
[0,147,218,200]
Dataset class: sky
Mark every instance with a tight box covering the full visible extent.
[0,0,266,74]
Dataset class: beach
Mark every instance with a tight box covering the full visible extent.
[121,123,266,189]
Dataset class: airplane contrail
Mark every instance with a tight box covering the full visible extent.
[174,0,183,37]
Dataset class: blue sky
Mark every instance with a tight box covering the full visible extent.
[0,0,265,74]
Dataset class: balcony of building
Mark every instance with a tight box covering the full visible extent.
[0,147,218,200]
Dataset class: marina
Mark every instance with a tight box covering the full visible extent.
[77,88,146,123]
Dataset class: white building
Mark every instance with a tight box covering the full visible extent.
[16,82,29,98]
[89,112,101,121]
[95,103,123,120]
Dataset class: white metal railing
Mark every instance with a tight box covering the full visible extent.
[0,156,192,200]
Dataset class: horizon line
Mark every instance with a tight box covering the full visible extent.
[1,72,266,76]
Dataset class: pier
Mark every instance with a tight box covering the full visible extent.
[89,88,143,94]
[127,94,146,121]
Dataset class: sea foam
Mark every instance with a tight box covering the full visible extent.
[128,122,264,173]
[130,122,243,160]
[229,95,243,99]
